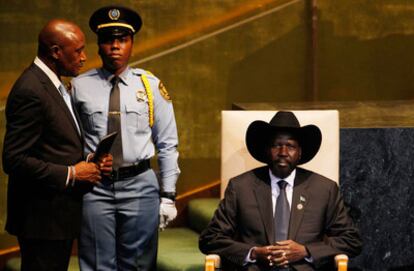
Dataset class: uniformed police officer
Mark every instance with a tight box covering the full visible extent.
[71,5,180,270]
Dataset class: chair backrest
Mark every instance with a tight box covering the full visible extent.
[221,110,339,197]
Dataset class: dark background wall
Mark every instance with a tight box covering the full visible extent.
[1,1,414,263]
[0,0,309,233]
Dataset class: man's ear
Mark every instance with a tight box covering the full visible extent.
[50,45,60,60]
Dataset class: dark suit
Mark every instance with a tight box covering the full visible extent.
[2,63,88,269]
[199,166,362,271]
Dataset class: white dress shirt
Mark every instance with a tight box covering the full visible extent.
[270,168,296,214]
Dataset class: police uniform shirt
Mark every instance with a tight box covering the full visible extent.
[71,67,180,192]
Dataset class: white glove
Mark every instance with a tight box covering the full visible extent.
[159,197,177,230]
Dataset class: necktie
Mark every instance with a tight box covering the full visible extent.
[274,180,290,242]
[59,84,80,135]
[108,76,123,169]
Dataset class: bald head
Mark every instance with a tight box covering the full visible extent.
[37,19,87,78]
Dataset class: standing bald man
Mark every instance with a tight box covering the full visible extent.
[2,19,109,271]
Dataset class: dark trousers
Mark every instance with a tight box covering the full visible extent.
[18,237,73,271]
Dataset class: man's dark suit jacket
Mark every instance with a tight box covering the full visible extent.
[2,63,88,240]
[199,166,362,271]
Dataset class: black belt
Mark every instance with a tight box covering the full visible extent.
[111,160,150,181]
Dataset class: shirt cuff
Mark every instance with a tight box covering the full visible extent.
[243,247,257,266]
[86,153,94,162]
[304,246,314,263]
[304,256,314,263]
[65,166,70,187]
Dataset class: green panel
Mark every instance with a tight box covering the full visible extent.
[157,228,205,271]
[188,198,220,233]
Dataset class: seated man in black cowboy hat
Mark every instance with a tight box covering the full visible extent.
[199,111,362,271]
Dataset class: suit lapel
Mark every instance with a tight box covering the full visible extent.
[253,167,274,244]
[31,64,82,142]
[289,168,310,240]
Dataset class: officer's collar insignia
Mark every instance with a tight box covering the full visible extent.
[159,82,171,101]
[108,9,120,20]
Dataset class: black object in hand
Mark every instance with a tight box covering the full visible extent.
[92,131,118,162]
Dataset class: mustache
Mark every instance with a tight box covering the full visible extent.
[273,158,291,164]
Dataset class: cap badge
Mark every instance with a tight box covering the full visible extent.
[108,9,120,20]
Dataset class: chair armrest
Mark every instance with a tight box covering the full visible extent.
[205,253,348,270]
[205,254,221,271]
[335,254,348,271]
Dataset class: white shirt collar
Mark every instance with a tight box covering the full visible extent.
[269,168,296,187]
[34,56,62,90]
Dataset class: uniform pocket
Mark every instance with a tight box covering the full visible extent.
[81,105,107,134]
[125,103,148,133]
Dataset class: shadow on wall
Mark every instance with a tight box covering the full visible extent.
[0,110,6,233]
[228,20,414,105]
[226,24,312,107]
[318,22,414,101]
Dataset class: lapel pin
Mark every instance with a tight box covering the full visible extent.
[297,203,304,210]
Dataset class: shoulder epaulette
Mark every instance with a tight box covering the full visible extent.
[145,70,154,77]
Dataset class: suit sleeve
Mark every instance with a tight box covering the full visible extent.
[2,86,68,191]
[199,179,253,266]
[306,183,362,268]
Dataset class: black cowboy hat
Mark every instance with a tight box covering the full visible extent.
[245,111,322,165]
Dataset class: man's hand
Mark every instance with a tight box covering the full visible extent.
[250,240,308,267]
[73,161,101,184]
[250,246,285,266]
[96,154,113,177]
[273,240,308,265]
[159,197,177,230]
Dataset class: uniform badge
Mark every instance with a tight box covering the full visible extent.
[108,9,120,20]
[136,89,147,102]
[159,82,171,102]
